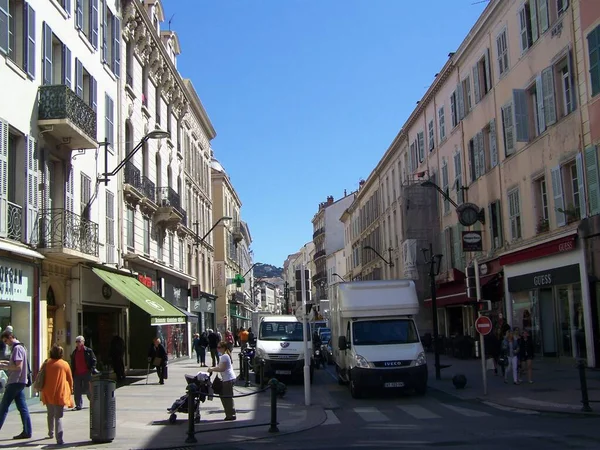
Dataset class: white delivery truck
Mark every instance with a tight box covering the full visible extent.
[254,315,313,384]
[251,311,270,335]
[331,279,427,398]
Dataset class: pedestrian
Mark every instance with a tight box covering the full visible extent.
[208,341,237,421]
[225,329,234,352]
[199,332,209,367]
[147,337,168,384]
[520,330,535,384]
[70,336,98,410]
[238,327,249,350]
[502,330,520,385]
[207,329,219,366]
[192,333,201,364]
[40,345,74,445]
[0,329,32,439]
[109,334,126,381]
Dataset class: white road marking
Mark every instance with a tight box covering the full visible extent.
[322,409,341,425]
[353,406,390,422]
[481,401,540,415]
[440,403,491,417]
[397,404,441,419]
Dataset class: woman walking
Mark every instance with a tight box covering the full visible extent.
[208,341,237,421]
[40,345,74,445]
[502,330,520,385]
[147,338,168,385]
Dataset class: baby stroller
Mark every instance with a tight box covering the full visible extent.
[167,372,213,424]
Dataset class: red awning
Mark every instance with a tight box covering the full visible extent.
[499,234,577,266]
[424,282,472,307]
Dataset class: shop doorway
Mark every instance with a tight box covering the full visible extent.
[82,306,122,371]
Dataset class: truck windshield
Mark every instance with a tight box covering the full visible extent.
[352,319,419,345]
[259,322,306,341]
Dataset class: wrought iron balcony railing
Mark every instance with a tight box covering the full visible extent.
[141,176,156,202]
[31,209,99,257]
[313,249,326,260]
[124,161,141,188]
[313,227,325,239]
[156,187,183,215]
[38,85,97,143]
[7,201,23,242]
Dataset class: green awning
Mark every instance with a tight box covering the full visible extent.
[231,314,250,321]
[92,267,186,326]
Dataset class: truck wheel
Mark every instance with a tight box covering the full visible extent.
[169,413,177,424]
[349,378,361,399]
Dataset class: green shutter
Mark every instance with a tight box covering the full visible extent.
[585,145,600,216]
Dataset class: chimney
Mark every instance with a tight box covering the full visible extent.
[327,196,334,204]
[344,189,347,196]
[359,179,366,188]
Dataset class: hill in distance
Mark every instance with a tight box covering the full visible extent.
[253,263,283,278]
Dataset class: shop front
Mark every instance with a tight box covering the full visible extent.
[229,292,250,331]
[190,291,217,332]
[159,272,191,359]
[502,233,594,365]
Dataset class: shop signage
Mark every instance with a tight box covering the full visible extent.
[145,298,166,312]
[507,264,580,292]
[0,260,33,303]
[151,316,185,325]
[191,296,215,313]
[499,234,577,266]
[138,275,153,288]
[462,231,483,252]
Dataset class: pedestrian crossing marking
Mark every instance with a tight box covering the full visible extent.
[323,409,341,425]
[397,404,441,419]
[440,403,491,417]
[353,406,390,422]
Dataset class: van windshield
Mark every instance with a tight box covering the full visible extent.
[259,322,306,341]
[352,319,419,346]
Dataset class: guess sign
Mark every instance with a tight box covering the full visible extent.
[558,240,574,252]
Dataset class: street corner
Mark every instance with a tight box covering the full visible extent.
[476,395,600,417]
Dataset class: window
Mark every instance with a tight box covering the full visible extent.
[106,190,114,263]
[142,67,149,106]
[125,40,133,87]
[102,4,120,77]
[105,94,114,148]
[56,0,71,13]
[143,217,150,255]
[417,131,424,163]
[501,102,515,156]
[42,24,72,87]
[462,76,472,113]
[453,152,464,204]
[489,118,498,168]
[409,141,416,172]
[450,91,458,128]
[555,52,576,117]
[157,235,163,260]
[80,172,91,220]
[556,0,568,17]
[473,49,492,104]
[169,233,174,266]
[468,126,490,182]
[428,120,434,151]
[126,207,134,250]
[438,107,445,141]
[155,84,161,125]
[557,157,586,224]
[518,2,535,53]
[508,188,522,240]
[75,59,97,111]
[533,177,549,233]
[488,200,503,249]
[76,0,99,49]
[496,29,509,77]
[0,0,35,78]
[179,239,184,271]
[441,159,449,214]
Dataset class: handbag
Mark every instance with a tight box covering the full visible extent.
[153,357,163,367]
[212,375,223,395]
[33,360,47,391]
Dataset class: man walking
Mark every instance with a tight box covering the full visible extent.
[0,329,32,439]
[70,336,98,410]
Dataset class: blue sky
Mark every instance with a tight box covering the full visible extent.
[162,0,487,267]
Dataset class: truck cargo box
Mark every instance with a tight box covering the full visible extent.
[336,280,419,318]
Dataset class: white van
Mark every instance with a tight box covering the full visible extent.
[254,315,313,383]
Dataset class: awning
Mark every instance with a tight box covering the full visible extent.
[92,267,186,326]
[424,282,472,307]
[231,314,250,321]
[173,304,199,323]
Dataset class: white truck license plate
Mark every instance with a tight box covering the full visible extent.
[275,370,292,375]
[384,382,404,388]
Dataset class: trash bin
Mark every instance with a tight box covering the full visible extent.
[90,379,116,443]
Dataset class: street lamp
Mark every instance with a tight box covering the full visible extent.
[98,129,170,185]
[332,273,346,282]
[193,216,233,247]
[363,245,394,268]
[422,243,443,381]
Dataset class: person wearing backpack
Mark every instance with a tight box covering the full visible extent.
[0,329,32,439]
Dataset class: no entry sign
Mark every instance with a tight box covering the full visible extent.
[475,316,493,336]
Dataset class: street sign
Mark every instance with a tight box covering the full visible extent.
[475,316,493,335]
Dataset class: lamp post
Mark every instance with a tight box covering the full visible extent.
[193,216,233,247]
[98,129,170,185]
[422,243,443,381]
[363,245,394,267]
[332,273,346,282]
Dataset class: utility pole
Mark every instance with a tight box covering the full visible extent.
[423,243,443,381]
[300,266,311,406]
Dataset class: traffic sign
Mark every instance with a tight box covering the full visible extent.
[475,316,493,335]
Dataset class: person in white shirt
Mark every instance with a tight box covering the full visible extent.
[207,341,236,420]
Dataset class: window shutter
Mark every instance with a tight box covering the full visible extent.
[452,226,460,269]
[567,50,576,111]
[91,0,99,49]
[62,45,72,88]
[489,119,498,168]
[25,4,35,79]
[585,145,600,216]
[472,138,480,180]
[539,0,549,33]
[576,153,587,219]
[25,135,38,243]
[513,89,529,142]
[75,59,83,98]
[535,74,546,132]
[530,0,539,42]
[43,23,53,85]
[105,94,110,145]
[76,0,83,29]
[502,104,514,155]
[451,92,457,127]
[457,83,465,120]
[472,64,480,104]
[496,201,503,247]
[101,0,107,62]
[484,48,492,90]
[518,7,528,52]
[542,67,557,126]
[488,203,494,248]
[478,131,486,175]
[65,0,71,14]
[90,76,97,113]
[65,163,74,213]
[551,165,566,226]
[0,0,8,54]
[0,119,8,236]
[113,16,121,77]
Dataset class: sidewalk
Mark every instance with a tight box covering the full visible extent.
[0,349,326,449]
[427,353,600,415]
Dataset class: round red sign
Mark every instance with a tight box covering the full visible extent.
[475,316,493,336]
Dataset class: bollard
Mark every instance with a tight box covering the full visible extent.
[268,378,279,433]
[578,359,593,412]
[239,353,244,377]
[244,357,251,387]
[185,384,198,443]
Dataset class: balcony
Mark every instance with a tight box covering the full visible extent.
[313,227,325,239]
[313,249,326,261]
[154,187,185,229]
[312,271,326,282]
[123,162,157,214]
[37,85,97,150]
[231,221,244,244]
[6,201,23,242]
[31,209,99,262]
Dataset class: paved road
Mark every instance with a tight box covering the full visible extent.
[201,365,600,450]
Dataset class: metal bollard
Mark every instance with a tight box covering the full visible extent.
[244,357,251,387]
[268,378,279,433]
[578,359,593,412]
[239,353,244,376]
[185,384,198,443]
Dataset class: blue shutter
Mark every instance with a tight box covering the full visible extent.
[542,67,557,126]
[576,153,587,219]
[75,58,83,98]
[101,0,107,62]
[0,119,7,236]
[64,0,71,15]
[25,3,35,79]
[513,89,529,142]
[105,94,113,146]
[472,64,480,104]
[0,0,8,54]
[43,23,53,85]
[25,135,39,243]
[536,74,546,132]
[551,165,566,226]
[76,0,83,29]
[90,76,97,112]
[585,146,600,216]
[113,16,121,77]
[62,45,72,88]
[91,0,99,49]
[489,119,498,168]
